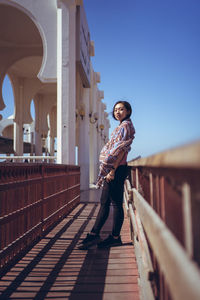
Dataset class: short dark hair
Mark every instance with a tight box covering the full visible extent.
[112,101,132,120]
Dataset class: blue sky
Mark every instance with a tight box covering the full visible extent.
[2,0,200,159]
[84,0,200,159]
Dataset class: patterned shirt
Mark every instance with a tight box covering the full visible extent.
[96,118,135,187]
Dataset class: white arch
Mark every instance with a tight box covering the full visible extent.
[0,0,57,83]
[0,116,12,133]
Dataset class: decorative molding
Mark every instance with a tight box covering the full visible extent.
[98,90,104,100]
[95,72,101,83]
[90,40,95,57]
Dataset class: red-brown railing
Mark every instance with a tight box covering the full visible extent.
[0,163,80,269]
[124,141,200,300]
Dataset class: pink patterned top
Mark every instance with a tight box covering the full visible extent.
[96,118,135,188]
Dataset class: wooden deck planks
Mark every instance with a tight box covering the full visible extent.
[0,189,140,300]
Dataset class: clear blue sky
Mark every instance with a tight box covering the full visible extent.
[2,0,200,159]
[84,0,200,159]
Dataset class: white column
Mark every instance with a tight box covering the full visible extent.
[78,88,90,190]
[13,122,23,157]
[34,94,48,156]
[48,104,57,158]
[48,134,55,156]
[30,132,34,156]
[13,82,23,158]
[89,121,98,184]
[89,81,101,183]
[57,1,76,164]
[47,134,55,162]
[96,90,104,160]
[89,71,97,184]
[35,131,43,156]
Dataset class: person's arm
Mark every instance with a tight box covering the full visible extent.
[105,150,125,182]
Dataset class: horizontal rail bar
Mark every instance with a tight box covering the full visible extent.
[124,178,154,271]
[0,221,42,259]
[43,194,80,225]
[43,183,80,202]
[129,203,154,273]
[0,199,42,225]
[133,188,200,300]
[0,156,56,160]
[124,180,155,300]
[0,177,42,191]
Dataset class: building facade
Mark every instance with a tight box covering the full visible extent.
[0,0,110,189]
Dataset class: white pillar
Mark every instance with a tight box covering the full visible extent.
[89,115,99,184]
[89,121,98,184]
[78,88,90,190]
[96,90,104,161]
[48,134,55,156]
[35,131,43,156]
[34,94,48,156]
[13,122,23,157]
[57,1,76,164]
[89,72,101,184]
[30,132,34,156]
[13,82,24,158]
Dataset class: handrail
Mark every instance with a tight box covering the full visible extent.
[125,141,200,300]
[124,180,155,300]
[134,187,200,300]
[124,180,200,300]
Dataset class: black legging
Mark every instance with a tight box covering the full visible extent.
[91,165,128,237]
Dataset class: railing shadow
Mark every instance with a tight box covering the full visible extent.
[0,203,101,299]
[68,247,110,300]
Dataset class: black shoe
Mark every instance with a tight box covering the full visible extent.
[78,233,100,250]
[97,235,122,248]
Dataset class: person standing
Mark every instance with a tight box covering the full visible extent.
[79,101,135,249]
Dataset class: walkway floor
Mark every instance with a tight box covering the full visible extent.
[0,188,140,300]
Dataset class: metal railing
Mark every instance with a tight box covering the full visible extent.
[0,163,80,270]
[0,155,56,163]
[124,141,200,300]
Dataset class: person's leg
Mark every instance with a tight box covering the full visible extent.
[78,181,111,249]
[97,166,128,248]
[111,200,124,237]
[91,181,111,235]
[111,165,128,236]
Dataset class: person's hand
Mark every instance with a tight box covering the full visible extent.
[105,170,115,183]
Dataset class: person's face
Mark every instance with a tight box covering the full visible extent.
[114,103,129,122]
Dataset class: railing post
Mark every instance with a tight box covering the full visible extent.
[149,172,154,207]
[160,176,166,221]
[182,183,193,258]
[191,185,200,265]
[136,167,139,190]
[41,164,44,235]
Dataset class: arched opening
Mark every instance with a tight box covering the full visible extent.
[2,75,14,120]
[31,99,35,121]
[0,3,45,157]
[22,99,35,155]
[2,124,13,139]
[0,3,44,112]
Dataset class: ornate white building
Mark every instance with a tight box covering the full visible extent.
[0,0,110,190]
